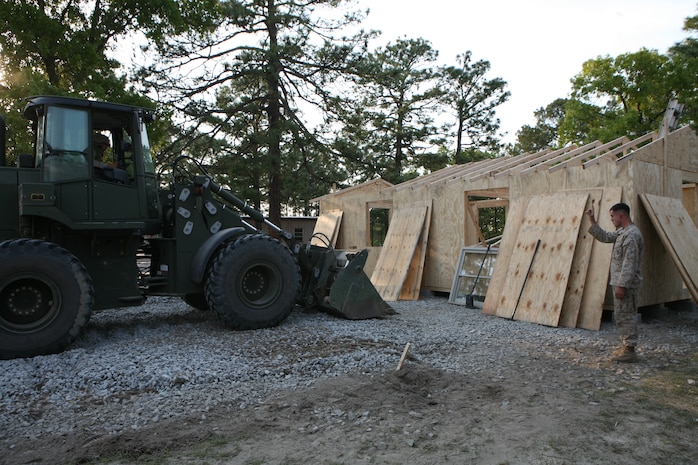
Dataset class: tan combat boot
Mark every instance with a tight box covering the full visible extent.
[612,346,638,363]
[612,346,625,356]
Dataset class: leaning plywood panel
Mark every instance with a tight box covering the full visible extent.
[400,203,432,300]
[310,210,343,247]
[371,205,428,301]
[558,191,601,328]
[568,187,622,330]
[482,197,527,316]
[488,192,588,326]
[639,194,698,303]
[419,182,463,292]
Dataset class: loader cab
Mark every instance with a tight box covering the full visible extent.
[21,96,161,233]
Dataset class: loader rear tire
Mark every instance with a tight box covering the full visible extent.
[0,239,94,359]
[205,234,301,330]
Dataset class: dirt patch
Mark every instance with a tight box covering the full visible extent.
[7,355,698,465]
[3,299,698,465]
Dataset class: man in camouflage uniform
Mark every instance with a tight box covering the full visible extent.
[586,202,644,363]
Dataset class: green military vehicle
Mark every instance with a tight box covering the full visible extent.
[0,96,390,359]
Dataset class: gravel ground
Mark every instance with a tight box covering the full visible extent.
[2,295,698,464]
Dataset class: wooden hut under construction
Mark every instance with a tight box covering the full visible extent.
[311,125,698,330]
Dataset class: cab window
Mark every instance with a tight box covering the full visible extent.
[41,107,89,182]
[91,110,136,185]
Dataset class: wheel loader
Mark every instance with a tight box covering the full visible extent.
[0,96,391,359]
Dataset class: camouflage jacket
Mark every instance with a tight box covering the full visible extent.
[588,222,643,289]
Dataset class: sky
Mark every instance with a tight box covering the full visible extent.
[356,0,697,144]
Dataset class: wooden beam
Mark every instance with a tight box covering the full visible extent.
[492,148,557,178]
[616,131,660,165]
[470,198,509,209]
[548,140,619,173]
[438,157,513,186]
[584,132,656,168]
[519,141,599,175]
[465,199,487,245]
[466,188,509,198]
[548,137,628,174]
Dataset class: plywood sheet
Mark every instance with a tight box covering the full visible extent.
[420,182,462,291]
[399,203,432,300]
[482,197,526,316]
[485,192,588,326]
[557,188,621,328]
[310,210,343,247]
[558,193,600,328]
[575,187,622,330]
[371,205,429,301]
[639,194,698,303]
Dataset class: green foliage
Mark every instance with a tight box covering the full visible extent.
[669,11,698,128]
[333,37,445,184]
[369,207,390,246]
[513,7,698,149]
[0,0,215,97]
[559,48,688,144]
[141,0,370,222]
[511,98,567,154]
[417,146,451,173]
[439,51,510,160]
[0,0,212,163]
[333,44,509,183]
[454,148,495,165]
[478,206,506,240]
[1,0,513,208]
[669,11,698,59]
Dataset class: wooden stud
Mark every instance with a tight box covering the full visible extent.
[396,342,412,371]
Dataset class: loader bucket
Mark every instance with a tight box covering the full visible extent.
[325,249,394,320]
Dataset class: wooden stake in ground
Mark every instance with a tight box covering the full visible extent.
[396,342,411,371]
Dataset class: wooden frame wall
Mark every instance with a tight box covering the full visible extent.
[315,127,698,308]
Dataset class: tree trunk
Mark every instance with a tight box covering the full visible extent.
[265,0,283,225]
[455,109,465,163]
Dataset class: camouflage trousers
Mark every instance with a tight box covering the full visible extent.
[613,287,639,348]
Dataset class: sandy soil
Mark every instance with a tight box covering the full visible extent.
[4,303,698,465]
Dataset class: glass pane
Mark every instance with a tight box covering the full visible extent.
[369,208,390,246]
[42,107,89,182]
[140,120,155,175]
[459,253,497,276]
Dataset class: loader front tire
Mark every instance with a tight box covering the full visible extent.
[205,234,301,330]
[0,239,94,359]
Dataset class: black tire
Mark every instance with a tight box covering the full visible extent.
[0,239,94,359]
[183,293,209,311]
[205,234,301,330]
